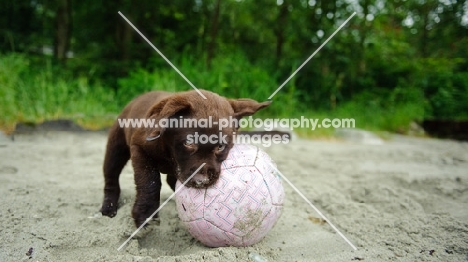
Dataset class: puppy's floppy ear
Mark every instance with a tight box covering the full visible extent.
[145,96,192,141]
[229,98,271,119]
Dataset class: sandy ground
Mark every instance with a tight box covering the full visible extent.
[0,130,467,261]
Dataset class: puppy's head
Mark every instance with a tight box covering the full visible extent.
[145,90,270,188]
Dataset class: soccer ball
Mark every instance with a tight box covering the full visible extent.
[175,143,285,247]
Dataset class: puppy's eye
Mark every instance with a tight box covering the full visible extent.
[183,140,194,147]
[217,144,226,152]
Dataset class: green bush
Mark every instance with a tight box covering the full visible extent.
[2,52,460,136]
[333,87,424,133]
[117,52,299,117]
[0,54,118,131]
[412,57,468,119]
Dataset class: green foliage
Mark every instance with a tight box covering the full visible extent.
[333,87,425,133]
[1,0,467,136]
[415,58,468,119]
[117,52,299,117]
[0,54,117,132]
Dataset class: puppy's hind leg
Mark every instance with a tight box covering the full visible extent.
[100,123,130,218]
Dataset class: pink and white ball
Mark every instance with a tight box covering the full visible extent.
[175,144,285,247]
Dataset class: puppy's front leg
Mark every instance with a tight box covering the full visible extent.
[130,145,162,228]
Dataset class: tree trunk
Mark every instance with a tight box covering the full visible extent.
[116,15,133,61]
[275,1,288,67]
[207,0,221,69]
[358,0,369,74]
[54,0,71,64]
[421,4,429,58]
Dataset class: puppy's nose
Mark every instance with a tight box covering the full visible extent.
[192,173,209,186]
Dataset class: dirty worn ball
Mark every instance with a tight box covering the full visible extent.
[175,143,285,247]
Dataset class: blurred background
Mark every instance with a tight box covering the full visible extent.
[1,0,467,137]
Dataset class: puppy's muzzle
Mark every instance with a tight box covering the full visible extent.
[192,173,210,186]
[188,166,217,188]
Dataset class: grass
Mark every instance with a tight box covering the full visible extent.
[0,54,118,133]
[116,51,299,115]
[0,54,423,137]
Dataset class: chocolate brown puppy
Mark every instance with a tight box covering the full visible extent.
[100,89,270,227]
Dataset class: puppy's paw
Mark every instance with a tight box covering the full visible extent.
[100,200,118,217]
[133,218,161,238]
[132,201,160,228]
[133,214,160,228]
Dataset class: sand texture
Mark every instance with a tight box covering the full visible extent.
[0,131,467,261]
